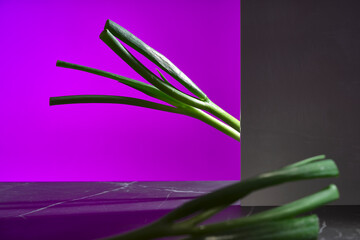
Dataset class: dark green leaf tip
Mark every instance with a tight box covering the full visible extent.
[156,69,171,85]
[328,184,340,198]
[105,19,113,30]
[103,19,208,100]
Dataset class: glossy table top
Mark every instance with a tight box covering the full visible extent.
[0,182,359,239]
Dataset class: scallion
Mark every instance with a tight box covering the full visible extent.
[50,20,240,141]
[50,20,339,240]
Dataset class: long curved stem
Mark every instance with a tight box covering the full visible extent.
[49,95,185,114]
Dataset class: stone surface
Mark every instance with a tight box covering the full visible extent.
[0,182,359,239]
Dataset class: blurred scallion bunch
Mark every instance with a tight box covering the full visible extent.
[50,20,339,240]
[103,155,338,240]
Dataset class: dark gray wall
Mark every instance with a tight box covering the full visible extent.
[242,0,360,205]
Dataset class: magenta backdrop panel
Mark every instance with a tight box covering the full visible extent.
[0,0,240,181]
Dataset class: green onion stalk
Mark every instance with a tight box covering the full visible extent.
[51,19,240,141]
[50,20,339,240]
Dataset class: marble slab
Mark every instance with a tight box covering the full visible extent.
[0,182,359,240]
[0,182,239,239]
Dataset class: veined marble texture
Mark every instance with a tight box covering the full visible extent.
[0,182,359,240]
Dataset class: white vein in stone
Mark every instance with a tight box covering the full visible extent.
[18,182,137,218]
[164,189,207,194]
[319,221,327,233]
[71,182,137,201]
[157,192,172,209]
[335,229,343,239]
[19,201,68,219]
[246,206,255,217]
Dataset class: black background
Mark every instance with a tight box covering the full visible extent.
[241,0,360,205]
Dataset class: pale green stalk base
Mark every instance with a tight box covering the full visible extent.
[206,101,241,132]
[184,105,240,141]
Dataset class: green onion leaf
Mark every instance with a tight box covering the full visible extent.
[56,60,183,107]
[160,159,339,223]
[185,215,319,240]
[283,154,326,169]
[105,19,208,100]
[105,157,339,240]
[49,95,185,114]
[156,69,171,85]
[192,184,338,235]
[99,29,208,109]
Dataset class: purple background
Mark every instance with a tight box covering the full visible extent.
[0,0,240,181]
